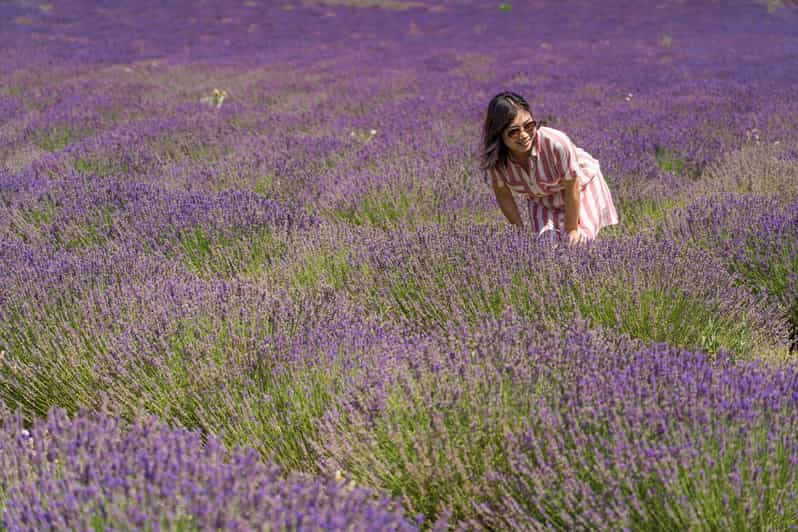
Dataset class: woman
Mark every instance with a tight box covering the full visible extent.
[481,91,618,244]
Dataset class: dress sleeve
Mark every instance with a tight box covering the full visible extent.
[555,132,584,182]
[538,131,590,195]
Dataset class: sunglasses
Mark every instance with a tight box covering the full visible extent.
[505,119,542,140]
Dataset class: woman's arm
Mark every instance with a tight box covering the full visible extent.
[563,176,581,243]
[494,185,525,227]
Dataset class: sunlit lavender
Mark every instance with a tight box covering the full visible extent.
[2,0,798,528]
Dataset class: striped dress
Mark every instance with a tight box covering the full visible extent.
[485,126,618,241]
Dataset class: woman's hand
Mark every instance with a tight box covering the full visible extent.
[566,229,584,246]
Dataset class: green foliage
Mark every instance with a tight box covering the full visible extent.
[630,422,796,530]
[655,147,701,179]
[179,226,288,279]
[485,410,798,530]
[73,155,132,176]
[288,249,357,291]
[332,188,415,229]
[0,294,112,420]
[614,196,684,234]
[671,200,797,355]
[116,311,269,434]
[343,247,764,357]
[727,238,798,351]
[25,202,56,225]
[322,364,533,524]
[196,357,345,472]
[251,173,279,197]
[32,125,92,152]
[59,208,115,250]
[147,133,227,166]
[655,147,685,174]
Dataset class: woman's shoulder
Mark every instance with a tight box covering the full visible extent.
[486,159,510,177]
[538,126,573,150]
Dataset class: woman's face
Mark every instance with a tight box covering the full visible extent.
[501,109,537,160]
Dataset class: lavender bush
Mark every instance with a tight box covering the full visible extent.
[291,224,789,356]
[316,315,798,527]
[477,329,798,530]
[3,0,798,528]
[0,407,418,530]
[666,193,798,351]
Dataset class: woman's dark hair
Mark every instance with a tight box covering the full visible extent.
[480,91,531,172]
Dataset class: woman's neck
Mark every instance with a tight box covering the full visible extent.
[510,150,531,166]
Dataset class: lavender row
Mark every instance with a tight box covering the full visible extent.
[310,312,798,527]
[1,221,790,445]
[665,192,798,348]
[4,301,798,528]
[0,175,315,274]
[2,3,797,221]
[4,1,796,86]
[4,71,794,205]
[0,407,418,531]
[278,222,791,357]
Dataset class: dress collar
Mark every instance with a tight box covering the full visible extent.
[530,128,540,159]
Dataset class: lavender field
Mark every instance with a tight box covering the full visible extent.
[2,0,798,529]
